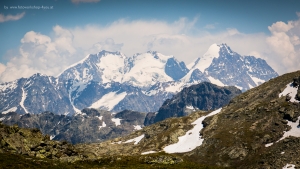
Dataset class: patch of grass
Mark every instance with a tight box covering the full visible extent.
[0,152,75,169]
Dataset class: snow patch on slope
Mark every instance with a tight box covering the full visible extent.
[96,116,103,121]
[133,125,142,130]
[283,164,295,169]
[207,76,225,86]
[249,75,265,86]
[265,117,300,147]
[164,81,184,93]
[248,83,254,89]
[141,151,157,155]
[89,92,127,111]
[111,118,122,126]
[164,108,222,153]
[124,134,145,145]
[1,107,17,114]
[98,121,106,130]
[235,85,243,90]
[20,88,29,114]
[279,83,299,103]
[186,105,196,111]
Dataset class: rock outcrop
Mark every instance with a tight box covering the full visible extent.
[0,108,146,144]
[150,82,241,125]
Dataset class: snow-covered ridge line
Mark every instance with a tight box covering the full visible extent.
[56,54,91,77]
[164,108,222,153]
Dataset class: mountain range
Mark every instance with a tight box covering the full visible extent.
[0,81,241,144]
[0,43,278,115]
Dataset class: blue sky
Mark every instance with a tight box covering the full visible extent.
[0,0,300,82]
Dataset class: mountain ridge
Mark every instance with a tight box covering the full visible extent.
[0,43,278,115]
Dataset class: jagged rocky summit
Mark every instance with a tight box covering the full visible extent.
[144,82,242,125]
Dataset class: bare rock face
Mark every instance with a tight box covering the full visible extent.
[292,76,300,101]
[0,108,146,144]
[150,82,242,125]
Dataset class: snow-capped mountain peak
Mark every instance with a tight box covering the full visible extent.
[190,43,220,72]
[122,52,175,87]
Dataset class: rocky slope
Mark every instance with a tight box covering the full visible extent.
[0,122,82,162]
[0,108,146,144]
[0,121,222,169]
[76,70,300,169]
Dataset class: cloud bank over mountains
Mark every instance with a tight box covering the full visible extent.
[1,14,300,83]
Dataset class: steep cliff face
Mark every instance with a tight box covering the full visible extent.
[149,82,241,125]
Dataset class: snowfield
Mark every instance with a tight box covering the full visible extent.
[124,134,145,145]
[283,164,295,169]
[111,118,122,126]
[141,151,157,155]
[133,125,142,130]
[1,107,17,114]
[279,83,299,103]
[89,92,127,110]
[164,108,222,153]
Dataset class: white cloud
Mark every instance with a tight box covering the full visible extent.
[0,25,83,82]
[0,63,6,75]
[71,0,100,4]
[0,12,25,23]
[266,15,300,74]
[268,21,294,33]
[1,15,300,82]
